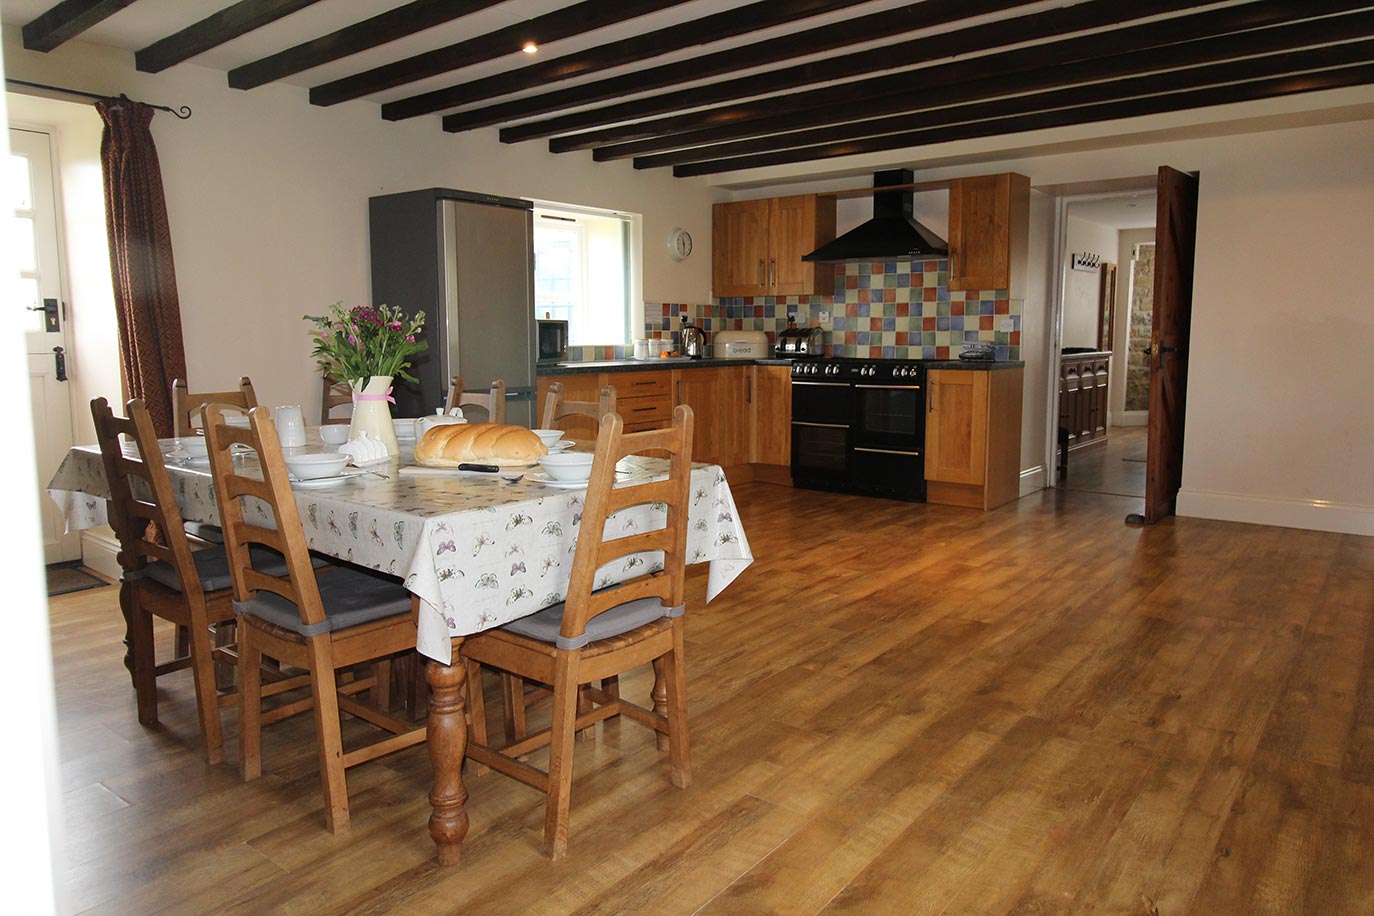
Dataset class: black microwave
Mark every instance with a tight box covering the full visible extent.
[536,319,569,365]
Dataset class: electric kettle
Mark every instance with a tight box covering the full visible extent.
[680,317,708,359]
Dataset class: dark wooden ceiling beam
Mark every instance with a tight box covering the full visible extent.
[611,9,1374,164]
[136,0,326,73]
[473,0,1206,138]
[21,0,137,52]
[227,0,508,90]
[521,0,1369,149]
[671,61,1374,177]
[438,0,1041,132]
[310,0,694,108]
[383,0,873,122]
[637,36,1374,171]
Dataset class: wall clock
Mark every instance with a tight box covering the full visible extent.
[667,227,693,261]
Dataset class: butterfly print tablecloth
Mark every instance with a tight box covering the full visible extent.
[48,440,753,663]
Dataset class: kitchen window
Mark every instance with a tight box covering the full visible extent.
[533,203,641,347]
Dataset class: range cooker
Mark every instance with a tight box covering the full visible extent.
[790,357,927,501]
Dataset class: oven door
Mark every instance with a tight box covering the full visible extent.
[791,379,852,485]
[851,381,926,500]
[853,382,924,452]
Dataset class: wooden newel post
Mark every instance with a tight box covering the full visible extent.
[427,643,469,865]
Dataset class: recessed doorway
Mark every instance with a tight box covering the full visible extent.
[1054,192,1156,501]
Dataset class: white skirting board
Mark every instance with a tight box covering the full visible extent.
[1177,488,1374,536]
[1020,466,1046,496]
[80,526,123,581]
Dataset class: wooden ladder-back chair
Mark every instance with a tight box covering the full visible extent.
[204,404,427,833]
[321,377,352,426]
[540,381,616,434]
[447,376,506,424]
[460,406,695,859]
[91,397,307,765]
[172,376,257,439]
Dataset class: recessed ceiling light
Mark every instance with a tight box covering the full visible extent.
[522,41,538,54]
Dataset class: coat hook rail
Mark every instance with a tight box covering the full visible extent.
[6,79,192,119]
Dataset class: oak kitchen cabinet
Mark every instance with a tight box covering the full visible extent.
[539,365,791,477]
[712,195,836,297]
[924,367,1023,511]
[944,173,1030,295]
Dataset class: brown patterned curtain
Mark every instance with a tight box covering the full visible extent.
[97,97,187,437]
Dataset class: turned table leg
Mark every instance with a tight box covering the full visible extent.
[427,639,469,866]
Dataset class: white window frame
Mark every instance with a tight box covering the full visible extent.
[533,201,642,347]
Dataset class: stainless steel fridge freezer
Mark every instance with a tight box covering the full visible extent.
[368,188,537,426]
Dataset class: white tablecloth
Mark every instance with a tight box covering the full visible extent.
[48,437,753,663]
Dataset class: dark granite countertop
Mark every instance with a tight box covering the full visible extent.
[539,357,1023,375]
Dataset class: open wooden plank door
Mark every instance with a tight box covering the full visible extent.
[1143,166,1199,524]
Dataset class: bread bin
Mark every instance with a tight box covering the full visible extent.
[714,330,770,359]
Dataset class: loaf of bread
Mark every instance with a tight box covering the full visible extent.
[413,423,547,468]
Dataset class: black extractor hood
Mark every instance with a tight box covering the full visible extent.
[802,168,948,262]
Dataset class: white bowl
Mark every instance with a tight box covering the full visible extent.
[393,418,417,440]
[225,415,251,429]
[177,437,209,458]
[531,428,565,447]
[283,452,349,480]
[319,425,350,446]
[538,451,595,482]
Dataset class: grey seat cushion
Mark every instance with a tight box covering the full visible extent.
[234,566,411,637]
[183,521,224,544]
[502,595,684,651]
[138,546,329,594]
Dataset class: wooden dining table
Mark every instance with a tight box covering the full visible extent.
[47,428,754,864]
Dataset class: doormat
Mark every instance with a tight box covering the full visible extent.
[46,562,109,597]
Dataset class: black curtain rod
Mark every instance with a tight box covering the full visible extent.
[5,78,192,119]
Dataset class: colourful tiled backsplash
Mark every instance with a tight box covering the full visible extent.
[564,258,1022,362]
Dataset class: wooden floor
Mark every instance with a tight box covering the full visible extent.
[49,482,1374,915]
[1059,426,1148,500]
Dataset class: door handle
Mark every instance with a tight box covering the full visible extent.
[53,346,68,382]
[29,298,61,332]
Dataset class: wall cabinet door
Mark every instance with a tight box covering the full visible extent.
[947,173,1028,294]
[712,200,770,297]
[750,366,791,466]
[924,370,988,485]
[713,195,835,298]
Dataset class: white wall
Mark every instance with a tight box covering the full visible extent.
[1060,214,1117,349]
[1021,189,1055,493]
[2,28,717,417]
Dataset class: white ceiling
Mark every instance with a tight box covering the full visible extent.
[1068,194,1157,230]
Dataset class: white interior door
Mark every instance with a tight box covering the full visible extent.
[11,127,79,563]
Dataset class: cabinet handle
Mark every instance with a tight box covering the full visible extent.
[769,257,775,289]
[676,378,682,404]
[746,375,753,404]
[757,259,764,286]
[632,406,657,413]
[632,379,655,386]
[929,380,938,412]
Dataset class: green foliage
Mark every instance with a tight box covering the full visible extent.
[304,303,427,387]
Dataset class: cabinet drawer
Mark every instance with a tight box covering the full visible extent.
[620,394,673,422]
[614,371,672,397]
[623,419,668,433]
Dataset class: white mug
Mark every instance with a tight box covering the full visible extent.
[274,404,306,448]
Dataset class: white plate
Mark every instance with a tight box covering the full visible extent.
[546,440,575,453]
[290,473,357,489]
[526,471,591,489]
[166,454,211,467]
